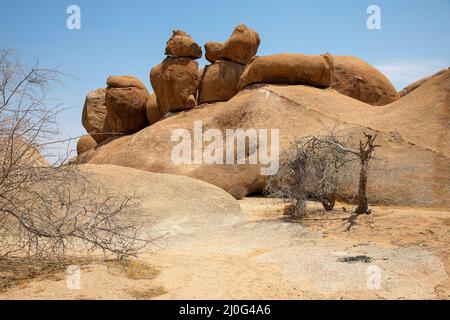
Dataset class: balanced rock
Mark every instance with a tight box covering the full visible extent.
[221,24,260,65]
[332,56,399,106]
[77,135,97,156]
[238,53,334,90]
[81,88,112,143]
[199,59,244,104]
[146,94,163,125]
[105,76,149,134]
[165,30,202,59]
[205,41,223,63]
[150,57,200,113]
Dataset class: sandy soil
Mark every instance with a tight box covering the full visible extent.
[1,197,449,300]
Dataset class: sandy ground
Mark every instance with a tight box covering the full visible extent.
[1,197,449,300]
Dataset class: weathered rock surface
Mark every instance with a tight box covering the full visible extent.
[165,30,202,59]
[82,70,450,207]
[221,24,260,65]
[80,164,243,234]
[81,88,112,143]
[198,60,244,104]
[332,56,399,106]
[186,95,197,109]
[205,41,223,63]
[0,138,50,167]
[146,94,163,125]
[238,53,334,90]
[77,135,97,155]
[399,67,449,97]
[150,57,200,113]
[107,75,147,90]
[105,76,149,134]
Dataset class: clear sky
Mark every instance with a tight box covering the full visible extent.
[1,0,449,147]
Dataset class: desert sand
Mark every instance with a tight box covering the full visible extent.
[1,196,448,300]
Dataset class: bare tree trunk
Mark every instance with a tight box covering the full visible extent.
[354,133,379,214]
[294,197,307,217]
[355,158,369,214]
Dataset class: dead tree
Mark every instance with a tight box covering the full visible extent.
[312,132,380,214]
[265,133,351,217]
[0,49,156,261]
[265,128,380,218]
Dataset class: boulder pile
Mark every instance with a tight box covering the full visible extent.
[82,69,450,207]
[199,24,260,104]
[150,30,202,113]
[73,24,445,209]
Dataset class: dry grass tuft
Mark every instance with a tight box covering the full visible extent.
[126,287,167,300]
[0,256,90,292]
[106,259,160,280]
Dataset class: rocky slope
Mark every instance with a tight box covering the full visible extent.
[79,70,450,207]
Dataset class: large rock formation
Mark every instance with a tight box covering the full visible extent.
[81,70,450,207]
[81,88,112,143]
[238,53,334,90]
[221,24,260,65]
[77,134,97,155]
[332,56,399,106]
[165,30,202,59]
[399,67,449,97]
[204,41,223,64]
[105,76,149,135]
[150,58,200,113]
[198,59,244,104]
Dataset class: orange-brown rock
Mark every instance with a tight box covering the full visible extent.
[150,57,200,113]
[205,41,223,63]
[77,135,97,155]
[198,59,244,104]
[83,70,450,207]
[146,94,163,125]
[198,67,205,88]
[105,76,149,134]
[81,88,112,143]
[332,56,399,106]
[238,53,334,90]
[186,95,197,109]
[165,30,202,59]
[221,24,260,65]
[106,75,147,89]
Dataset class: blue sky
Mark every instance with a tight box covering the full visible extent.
[1,0,449,148]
